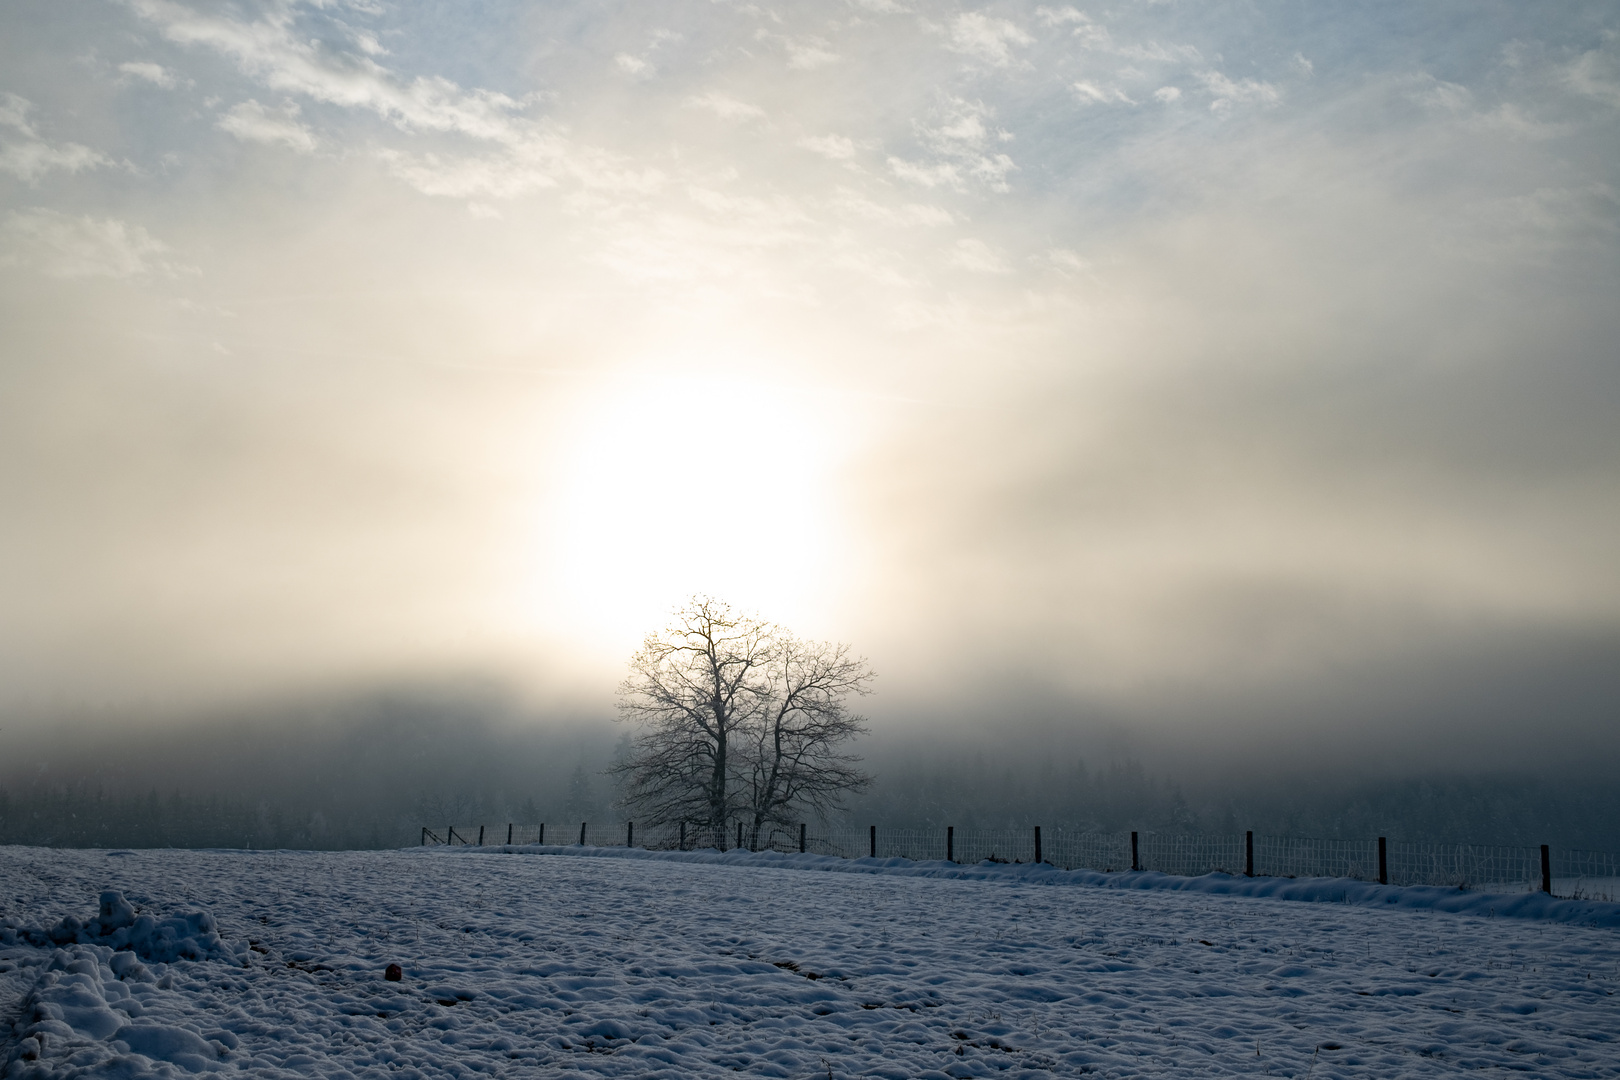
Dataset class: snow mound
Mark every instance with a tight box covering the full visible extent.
[5,943,236,1078]
[1,891,240,964]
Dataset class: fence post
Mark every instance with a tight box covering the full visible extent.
[627,821,634,848]
[538,822,544,845]
[447,825,456,845]
[680,821,686,851]
[737,821,744,850]
[421,826,426,847]
[870,825,877,858]
[1034,826,1042,865]
[799,822,806,853]
[947,826,954,863]
[507,823,513,845]
[579,821,587,845]
[478,825,484,846]
[1378,836,1387,885]
[1131,831,1139,872]
[1541,844,1551,894]
[1246,831,1254,878]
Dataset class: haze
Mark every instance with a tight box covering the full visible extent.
[2,1,1618,824]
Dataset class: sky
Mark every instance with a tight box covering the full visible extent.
[2,1,1618,777]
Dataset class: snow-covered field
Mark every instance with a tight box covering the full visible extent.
[3,845,1618,1079]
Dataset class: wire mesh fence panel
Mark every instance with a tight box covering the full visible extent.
[1138,833,1248,877]
[1386,842,1540,891]
[1041,831,1132,872]
[1255,836,1378,882]
[951,829,1037,866]
[1553,849,1620,901]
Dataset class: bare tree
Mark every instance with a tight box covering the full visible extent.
[740,635,872,850]
[612,597,874,849]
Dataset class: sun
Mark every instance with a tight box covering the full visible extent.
[526,371,848,655]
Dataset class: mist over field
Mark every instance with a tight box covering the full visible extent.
[2,0,1618,851]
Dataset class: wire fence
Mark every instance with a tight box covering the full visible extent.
[420,822,1620,900]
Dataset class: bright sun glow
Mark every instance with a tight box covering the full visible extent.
[528,372,848,653]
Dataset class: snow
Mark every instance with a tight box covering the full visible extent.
[2,845,1618,1078]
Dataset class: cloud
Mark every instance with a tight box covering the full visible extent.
[2,208,179,278]
[1565,45,1620,108]
[946,13,1033,67]
[615,53,650,77]
[890,100,1017,193]
[119,61,178,88]
[1073,81,1134,106]
[1154,86,1182,103]
[798,134,857,160]
[217,100,318,153]
[1199,70,1282,111]
[831,187,952,226]
[126,0,640,198]
[684,91,766,121]
[0,93,110,183]
[785,40,840,71]
[947,237,1009,274]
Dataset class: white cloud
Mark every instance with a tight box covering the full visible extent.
[831,187,952,226]
[1199,70,1282,111]
[1292,52,1314,77]
[119,61,178,88]
[895,100,1017,194]
[844,0,908,11]
[798,134,857,161]
[786,41,840,71]
[0,93,110,183]
[2,208,179,278]
[947,237,1010,274]
[127,0,644,199]
[946,13,1033,67]
[684,92,766,121]
[1073,81,1134,106]
[1044,247,1090,274]
[1154,86,1182,103]
[1565,47,1620,108]
[217,100,318,154]
[615,53,650,77]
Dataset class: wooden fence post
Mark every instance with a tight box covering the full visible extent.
[947,826,954,863]
[680,821,686,850]
[1245,830,1254,878]
[421,826,426,847]
[506,823,513,845]
[737,821,744,850]
[1131,831,1139,872]
[1541,844,1551,894]
[870,825,877,858]
[1034,826,1042,865]
[538,822,544,845]
[579,821,587,845]
[799,822,806,853]
[478,825,484,846]
[627,821,634,848]
[1378,836,1387,885]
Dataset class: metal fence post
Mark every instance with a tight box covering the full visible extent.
[1034,826,1042,865]
[579,821,587,846]
[737,821,744,850]
[506,823,513,845]
[870,825,877,858]
[799,822,806,853]
[1131,831,1139,872]
[538,822,544,845]
[627,821,634,848]
[947,826,954,863]
[1378,836,1387,885]
[680,821,686,850]
[1246,831,1254,877]
[1541,844,1552,894]
[477,825,484,846]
